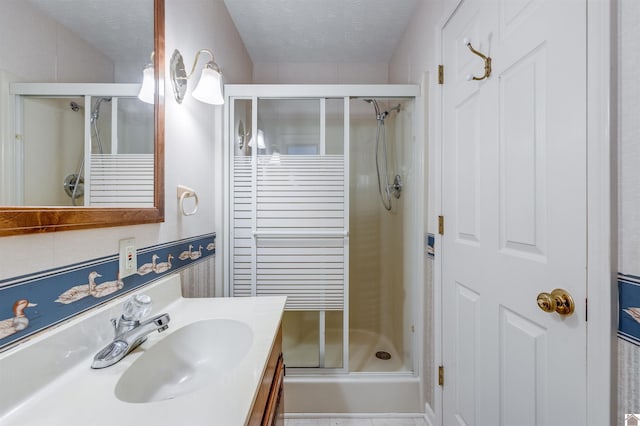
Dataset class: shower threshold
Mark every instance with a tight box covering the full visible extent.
[284,373,421,414]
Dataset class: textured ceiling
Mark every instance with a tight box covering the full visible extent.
[223,0,418,63]
[26,0,417,67]
[26,0,153,65]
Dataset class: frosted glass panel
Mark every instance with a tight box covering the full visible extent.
[233,99,252,157]
[282,311,320,367]
[258,99,320,155]
[282,310,344,369]
[326,98,344,155]
[325,310,344,368]
[116,98,153,154]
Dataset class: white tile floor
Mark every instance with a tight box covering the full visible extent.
[285,417,426,425]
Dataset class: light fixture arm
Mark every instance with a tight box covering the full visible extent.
[184,49,219,79]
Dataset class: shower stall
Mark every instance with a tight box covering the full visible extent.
[6,83,154,207]
[224,85,424,413]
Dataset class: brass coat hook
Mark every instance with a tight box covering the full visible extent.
[464,38,492,81]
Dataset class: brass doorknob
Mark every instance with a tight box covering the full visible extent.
[536,288,575,316]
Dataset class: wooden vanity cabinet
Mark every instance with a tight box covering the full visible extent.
[248,326,284,426]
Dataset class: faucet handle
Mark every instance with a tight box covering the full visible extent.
[122,294,152,321]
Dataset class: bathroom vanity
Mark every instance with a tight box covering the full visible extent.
[0,275,286,425]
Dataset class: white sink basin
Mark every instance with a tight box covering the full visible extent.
[115,318,253,403]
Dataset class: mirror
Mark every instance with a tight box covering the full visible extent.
[0,0,165,236]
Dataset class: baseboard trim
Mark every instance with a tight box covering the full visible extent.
[284,413,426,419]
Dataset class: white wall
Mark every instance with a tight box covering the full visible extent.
[618,0,640,275]
[389,0,458,86]
[253,62,389,84]
[0,1,252,286]
[388,0,457,415]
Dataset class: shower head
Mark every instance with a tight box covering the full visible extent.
[69,101,80,112]
[363,99,401,122]
[363,98,381,119]
[90,97,112,123]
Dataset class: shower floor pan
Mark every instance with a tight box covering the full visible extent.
[284,328,411,372]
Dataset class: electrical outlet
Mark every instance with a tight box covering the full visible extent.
[119,238,137,278]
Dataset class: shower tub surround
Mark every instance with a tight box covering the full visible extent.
[0,233,215,352]
[0,274,286,425]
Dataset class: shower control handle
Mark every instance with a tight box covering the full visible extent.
[389,174,403,199]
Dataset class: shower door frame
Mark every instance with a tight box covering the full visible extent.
[223,84,421,376]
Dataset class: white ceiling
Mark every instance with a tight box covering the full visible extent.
[25,0,418,68]
[223,0,418,63]
[26,0,153,65]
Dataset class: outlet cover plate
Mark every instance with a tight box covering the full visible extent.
[119,238,137,278]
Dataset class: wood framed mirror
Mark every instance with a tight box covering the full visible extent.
[0,0,165,236]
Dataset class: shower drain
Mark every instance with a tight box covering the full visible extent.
[375,351,391,360]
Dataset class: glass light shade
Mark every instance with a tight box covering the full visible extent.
[248,129,266,149]
[192,67,224,105]
[137,66,155,104]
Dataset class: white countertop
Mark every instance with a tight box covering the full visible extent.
[0,275,286,426]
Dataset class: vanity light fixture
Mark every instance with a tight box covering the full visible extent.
[170,49,224,105]
[137,52,155,104]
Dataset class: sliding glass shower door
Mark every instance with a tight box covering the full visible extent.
[229,96,349,372]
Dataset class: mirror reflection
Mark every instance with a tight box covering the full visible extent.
[1,0,154,207]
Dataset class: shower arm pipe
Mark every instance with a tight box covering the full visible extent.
[252,230,349,238]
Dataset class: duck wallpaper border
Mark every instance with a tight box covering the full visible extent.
[0,233,215,352]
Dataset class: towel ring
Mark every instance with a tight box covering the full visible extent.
[464,38,492,81]
[177,185,199,216]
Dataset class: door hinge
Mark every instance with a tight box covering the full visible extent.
[438,215,445,235]
[438,366,444,386]
[438,65,444,84]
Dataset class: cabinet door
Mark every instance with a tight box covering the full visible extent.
[263,355,284,426]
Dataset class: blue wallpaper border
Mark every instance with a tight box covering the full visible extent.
[0,233,215,352]
[426,233,435,258]
[619,273,640,346]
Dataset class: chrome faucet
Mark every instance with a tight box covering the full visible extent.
[91,294,170,369]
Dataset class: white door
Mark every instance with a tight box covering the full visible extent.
[441,0,587,425]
